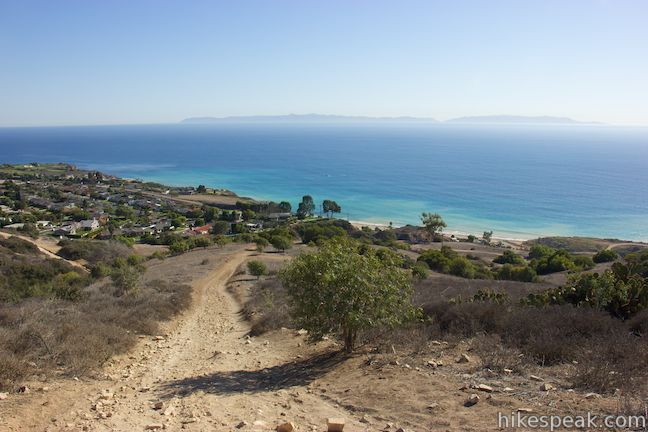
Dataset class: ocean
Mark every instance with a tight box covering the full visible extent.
[1,122,647,241]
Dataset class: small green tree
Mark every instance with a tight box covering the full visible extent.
[322,199,342,218]
[420,212,447,241]
[247,260,267,279]
[482,230,493,244]
[212,220,229,235]
[255,237,269,252]
[296,195,315,219]
[271,235,292,253]
[279,238,414,353]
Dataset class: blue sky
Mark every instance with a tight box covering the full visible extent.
[1,0,647,126]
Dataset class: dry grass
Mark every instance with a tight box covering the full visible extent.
[0,278,191,390]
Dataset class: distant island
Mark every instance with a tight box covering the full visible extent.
[181,114,439,124]
[181,113,600,125]
[447,115,602,125]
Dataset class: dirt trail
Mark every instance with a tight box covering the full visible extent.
[8,248,359,432]
[0,231,88,272]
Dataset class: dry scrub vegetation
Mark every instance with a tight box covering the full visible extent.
[243,241,648,397]
[0,237,192,391]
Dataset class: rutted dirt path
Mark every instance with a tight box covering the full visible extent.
[3,247,359,432]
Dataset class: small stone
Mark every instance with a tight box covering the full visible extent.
[153,336,165,341]
[585,392,601,399]
[426,360,437,368]
[327,418,345,432]
[296,329,308,336]
[99,390,113,400]
[163,406,175,416]
[540,383,554,391]
[145,424,163,430]
[517,408,534,413]
[17,385,30,393]
[457,354,470,363]
[426,403,439,410]
[0,392,8,400]
[153,401,164,410]
[503,368,513,374]
[477,384,494,393]
[236,420,248,428]
[529,375,543,382]
[276,422,295,432]
[503,387,514,392]
[465,394,480,407]
[359,415,370,423]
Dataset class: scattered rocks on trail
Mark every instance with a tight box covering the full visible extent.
[457,353,471,363]
[327,417,345,431]
[276,421,295,432]
[465,394,480,407]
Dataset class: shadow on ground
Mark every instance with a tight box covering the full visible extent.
[158,351,345,398]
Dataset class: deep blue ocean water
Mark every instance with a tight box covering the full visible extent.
[1,123,647,240]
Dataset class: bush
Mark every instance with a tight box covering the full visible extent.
[279,238,414,352]
[593,249,618,263]
[497,264,538,282]
[247,260,267,279]
[493,250,526,265]
[522,263,648,319]
[270,235,292,252]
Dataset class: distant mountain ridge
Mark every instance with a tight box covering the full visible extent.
[181,114,439,123]
[181,114,601,125]
[447,115,601,125]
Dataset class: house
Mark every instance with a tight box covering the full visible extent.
[266,212,292,221]
[36,220,52,229]
[192,224,213,236]
[54,223,79,236]
[79,219,100,231]
[3,222,25,229]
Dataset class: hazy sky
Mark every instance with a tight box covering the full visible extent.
[1,0,647,126]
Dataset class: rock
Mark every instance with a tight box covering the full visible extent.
[457,354,470,363]
[476,384,493,392]
[503,368,513,374]
[585,392,601,399]
[296,329,308,336]
[503,387,514,392]
[0,392,8,400]
[395,428,408,432]
[529,375,543,382]
[153,401,164,410]
[359,415,370,423]
[426,403,439,410]
[464,394,480,407]
[236,420,248,428]
[38,386,50,392]
[517,408,534,413]
[276,422,295,432]
[431,340,442,345]
[17,385,30,393]
[540,383,554,391]
[327,418,345,431]
[163,406,175,416]
[99,390,113,400]
[145,424,163,430]
[153,336,165,341]
[426,360,438,368]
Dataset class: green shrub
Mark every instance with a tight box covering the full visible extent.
[593,249,618,263]
[493,250,526,265]
[497,264,538,282]
[247,260,267,279]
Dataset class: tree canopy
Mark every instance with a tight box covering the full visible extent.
[279,237,414,352]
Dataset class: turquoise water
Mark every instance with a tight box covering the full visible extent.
[1,123,647,240]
